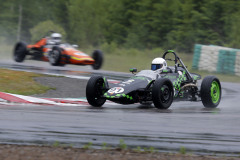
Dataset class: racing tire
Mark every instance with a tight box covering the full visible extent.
[14,42,27,62]
[92,50,103,70]
[49,46,62,66]
[200,76,221,108]
[86,76,107,107]
[152,78,174,109]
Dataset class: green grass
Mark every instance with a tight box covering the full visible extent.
[52,141,74,148]
[83,142,93,149]
[179,146,187,154]
[118,139,127,150]
[102,48,193,73]
[0,68,52,95]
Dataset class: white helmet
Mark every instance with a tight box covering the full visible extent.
[51,33,62,44]
[151,58,167,71]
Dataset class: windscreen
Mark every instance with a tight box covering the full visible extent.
[136,70,157,80]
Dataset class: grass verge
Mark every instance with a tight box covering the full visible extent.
[101,48,192,72]
[0,68,52,95]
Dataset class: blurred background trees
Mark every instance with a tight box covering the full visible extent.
[1,0,240,53]
[30,20,66,42]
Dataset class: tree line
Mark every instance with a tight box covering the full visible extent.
[1,0,240,53]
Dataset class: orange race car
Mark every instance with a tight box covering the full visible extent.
[13,32,103,69]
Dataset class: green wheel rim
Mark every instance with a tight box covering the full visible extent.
[211,81,220,104]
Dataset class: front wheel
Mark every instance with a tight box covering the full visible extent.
[49,46,62,66]
[200,76,221,108]
[152,78,174,109]
[14,42,28,62]
[86,76,107,107]
[92,50,103,70]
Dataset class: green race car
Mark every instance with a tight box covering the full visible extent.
[86,50,221,109]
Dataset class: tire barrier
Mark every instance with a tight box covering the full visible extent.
[192,44,240,76]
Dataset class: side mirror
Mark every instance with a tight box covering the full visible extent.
[129,68,137,74]
[72,44,79,48]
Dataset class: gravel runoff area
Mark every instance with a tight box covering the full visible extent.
[0,144,239,160]
[4,76,238,160]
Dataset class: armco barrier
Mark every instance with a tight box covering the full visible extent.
[192,44,240,76]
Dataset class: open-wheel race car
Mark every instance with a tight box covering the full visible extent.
[86,50,221,109]
[13,32,103,69]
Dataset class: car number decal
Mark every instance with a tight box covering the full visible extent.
[108,87,124,94]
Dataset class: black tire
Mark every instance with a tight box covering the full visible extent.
[49,46,62,66]
[200,76,221,108]
[86,76,107,107]
[92,50,103,70]
[152,78,174,109]
[13,42,27,62]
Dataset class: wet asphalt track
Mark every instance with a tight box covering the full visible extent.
[0,59,240,156]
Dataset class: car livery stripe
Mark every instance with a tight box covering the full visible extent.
[104,93,133,100]
[172,71,186,91]
[71,56,93,61]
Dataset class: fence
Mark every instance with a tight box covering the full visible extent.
[192,44,240,76]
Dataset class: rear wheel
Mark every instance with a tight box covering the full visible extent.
[49,46,62,66]
[201,76,221,108]
[14,42,27,62]
[86,76,107,107]
[92,50,103,70]
[152,78,174,109]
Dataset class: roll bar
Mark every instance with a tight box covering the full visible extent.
[163,50,193,82]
